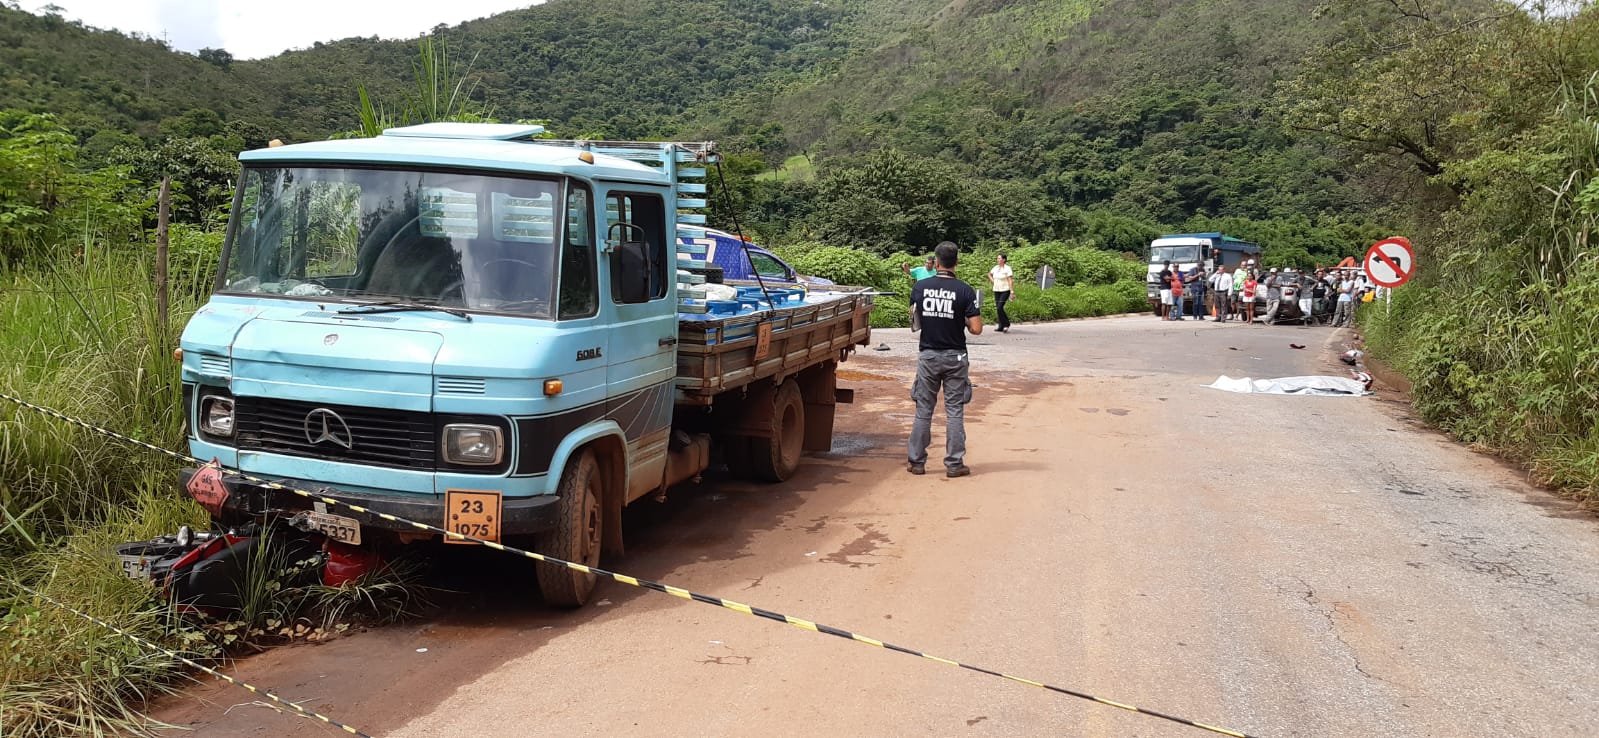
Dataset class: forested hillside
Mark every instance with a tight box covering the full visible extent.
[0,1,856,142]
[1,0,1387,259]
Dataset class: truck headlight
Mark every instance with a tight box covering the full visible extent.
[200,396,235,437]
[441,424,503,465]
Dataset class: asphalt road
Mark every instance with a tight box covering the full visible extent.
[152,316,1599,737]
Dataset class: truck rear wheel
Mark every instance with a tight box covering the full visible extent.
[535,450,602,607]
[750,379,805,482]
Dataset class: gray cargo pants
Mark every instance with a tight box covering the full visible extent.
[908,349,972,470]
[1333,299,1354,327]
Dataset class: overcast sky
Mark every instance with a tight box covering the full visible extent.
[33,1,547,60]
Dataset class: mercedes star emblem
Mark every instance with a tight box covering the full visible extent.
[303,408,354,450]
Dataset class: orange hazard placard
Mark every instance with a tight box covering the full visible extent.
[444,489,502,544]
[186,460,229,515]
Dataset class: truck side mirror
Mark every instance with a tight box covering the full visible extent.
[615,240,652,304]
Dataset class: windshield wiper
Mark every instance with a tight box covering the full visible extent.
[336,299,472,320]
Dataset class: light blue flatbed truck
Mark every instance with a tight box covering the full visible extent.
[159,123,872,607]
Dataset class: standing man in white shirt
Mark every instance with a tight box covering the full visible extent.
[1212,267,1234,322]
[988,254,1014,333]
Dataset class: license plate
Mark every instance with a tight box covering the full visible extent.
[444,489,501,544]
[304,511,362,545]
[119,554,154,583]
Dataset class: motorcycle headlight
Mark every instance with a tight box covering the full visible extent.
[200,396,235,438]
[441,424,503,466]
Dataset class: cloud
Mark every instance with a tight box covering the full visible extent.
[153,0,224,51]
[36,1,546,59]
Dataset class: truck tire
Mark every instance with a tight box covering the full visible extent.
[749,379,805,482]
[535,450,602,607]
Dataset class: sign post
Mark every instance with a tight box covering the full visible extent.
[1363,237,1415,289]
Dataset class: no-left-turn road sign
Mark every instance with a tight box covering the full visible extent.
[1364,237,1415,288]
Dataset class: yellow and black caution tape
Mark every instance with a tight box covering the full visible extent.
[0,390,1258,737]
[3,579,372,737]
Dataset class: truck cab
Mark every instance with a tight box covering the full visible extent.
[172,123,872,607]
[1144,232,1261,309]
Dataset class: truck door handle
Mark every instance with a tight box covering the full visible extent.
[659,337,677,347]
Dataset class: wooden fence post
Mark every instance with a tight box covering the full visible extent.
[156,176,170,329]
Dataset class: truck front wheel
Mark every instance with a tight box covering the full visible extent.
[750,379,805,482]
[535,450,602,607]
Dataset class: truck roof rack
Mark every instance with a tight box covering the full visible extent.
[526,140,716,239]
[382,122,548,140]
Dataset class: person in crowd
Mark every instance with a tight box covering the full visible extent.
[1213,266,1233,322]
[902,255,937,282]
[1157,261,1174,320]
[1168,265,1186,320]
[1333,269,1357,327]
[1311,269,1329,322]
[1263,268,1283,324]
[1234,266,1247,321]
[902,255,937,308]
[1187,266,1207,320]
[1204,268,1217,319]
[987,253,1013,333]
[1298,271,1315,319]
[907,241,982,478]
[1241,269,1257,324]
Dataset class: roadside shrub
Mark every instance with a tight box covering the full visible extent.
[870,295,910,328]
[769,240,829,266]
[1116,258,1149,283]
[953,249,995,288]
[1035,288,1073,318]
[791,246,892,290]
[1069,246,1122,285]
[1008,240,1078,284]
[1108,279,1148,311]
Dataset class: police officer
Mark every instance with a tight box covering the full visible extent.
[907,241,983,478]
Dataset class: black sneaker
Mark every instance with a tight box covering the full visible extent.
[946,465,971,478]
[907,462,925,475]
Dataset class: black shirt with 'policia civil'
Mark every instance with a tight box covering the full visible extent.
[912,273,980,351]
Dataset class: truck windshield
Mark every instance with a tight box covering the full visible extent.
[221,166,568,319]
[1150,246,1200,263]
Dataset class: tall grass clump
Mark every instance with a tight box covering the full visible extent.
[0,252,216,736]
[1,253,432,735]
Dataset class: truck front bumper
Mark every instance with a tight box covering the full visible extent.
[178,468,560,538]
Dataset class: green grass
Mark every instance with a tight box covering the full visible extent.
[753,154,817,182]
[0,254,212,736]
[1,252,435,736]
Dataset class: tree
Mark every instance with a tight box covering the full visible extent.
[1281,1,1537,190]
[197,47,233,70]
[0,112,144,267]
[108,136,238,227]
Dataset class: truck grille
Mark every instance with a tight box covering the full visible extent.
[233,397,436,471]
